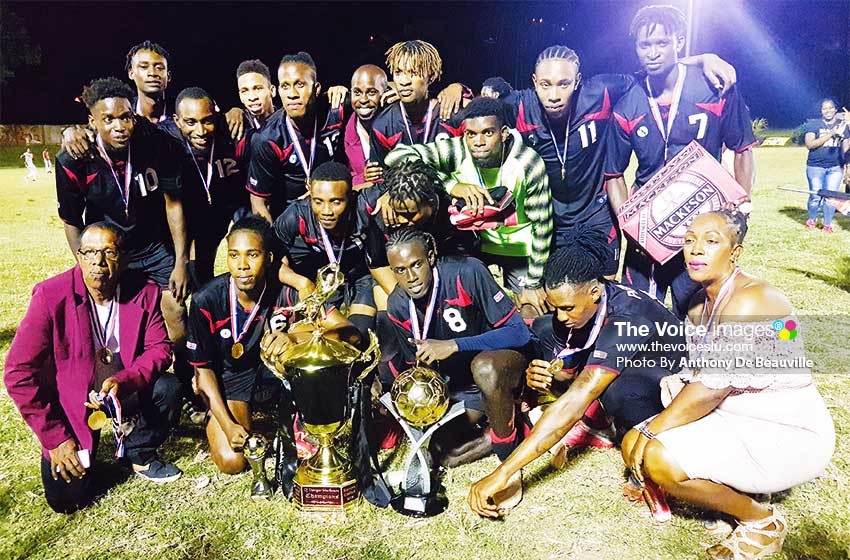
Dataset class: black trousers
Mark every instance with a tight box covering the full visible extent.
[598,366,668,436]
[39,374,181,514]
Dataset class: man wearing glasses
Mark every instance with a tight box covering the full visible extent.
[5,222,183,514]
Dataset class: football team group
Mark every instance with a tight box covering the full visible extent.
[4,4,837,559]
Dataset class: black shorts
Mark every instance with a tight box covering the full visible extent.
[127,243,175,289]
[597,366,667,433]
[553,210,620,277]
[449,384,485,412]
[281,274,377,316]
[220,365,282,404]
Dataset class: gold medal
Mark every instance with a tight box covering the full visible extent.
[88,409,108,430]
[231,342,244,359]
[99,347,113,365]
[547,358,564,375]
[537,358,566,407]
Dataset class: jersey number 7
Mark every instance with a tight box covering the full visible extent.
[688,113,708,140]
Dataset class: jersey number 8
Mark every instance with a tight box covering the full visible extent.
[443,307,467,333]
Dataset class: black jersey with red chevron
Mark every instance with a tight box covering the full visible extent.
[246,103,345,220]
[272,196,371,281]
[369,100,464,166]
[383,256,517,380]
[501,74,634,229]
[604,68,756,190]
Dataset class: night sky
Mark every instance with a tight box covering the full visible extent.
[2,0,848,128]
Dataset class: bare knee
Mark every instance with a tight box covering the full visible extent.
[160,294,187,341]
[643,440,687,490]
[213,449,247,475]
[621,428,640,463]
[471,354,501,395]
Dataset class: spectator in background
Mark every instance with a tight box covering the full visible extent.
[42,148,53,173]
[480,77,513,100]
[803,98,849,232]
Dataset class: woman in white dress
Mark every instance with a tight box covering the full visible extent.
[621,210,835,560]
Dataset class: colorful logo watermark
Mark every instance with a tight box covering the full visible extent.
[772,319,798,340]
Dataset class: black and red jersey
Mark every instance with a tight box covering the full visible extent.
[501,74,634,230]
[272,197,371,282]
[247,103,346,220]
[187,273,284,377]
[357,184,478,269]
[161,116,248,235]
[531,282,684,376]
[368,100,464,166]
[604,68,756,189]
[56,118,182,256]
[383,256,517,381]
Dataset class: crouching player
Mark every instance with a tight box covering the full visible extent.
[380,229,531,468]
[468,232,686,517]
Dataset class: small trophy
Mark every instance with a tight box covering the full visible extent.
[244,434,273,500]
[379,365,466,517]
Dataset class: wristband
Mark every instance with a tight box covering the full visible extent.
[637,422,656,440]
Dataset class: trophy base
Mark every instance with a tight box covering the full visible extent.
[293,479,361,514]
[390,489,448,518]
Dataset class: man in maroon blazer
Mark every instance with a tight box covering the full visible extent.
[5,222,182,514]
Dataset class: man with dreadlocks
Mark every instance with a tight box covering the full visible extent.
[368,40,469,166]
[439,44,738,278]
[604,5,756,319]
[248,51,345,222]
[359,159,478,297]
[468,232,685,517]
[385,96,553,319]
[381,228,531,469]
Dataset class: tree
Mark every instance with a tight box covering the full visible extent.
[0,7,42,85]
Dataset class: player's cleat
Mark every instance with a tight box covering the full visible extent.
[549,419,615,469]
[805,219,817,229]
[823,225,834,233]
[624,474,672,522]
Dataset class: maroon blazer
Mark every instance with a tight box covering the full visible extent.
[344,113,369,186]
[4,266,172,458]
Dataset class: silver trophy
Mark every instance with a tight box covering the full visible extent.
[380,365,466,517]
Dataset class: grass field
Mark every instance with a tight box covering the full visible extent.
[0,148,848,560]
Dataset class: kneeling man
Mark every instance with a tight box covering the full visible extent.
[5,222,182,514]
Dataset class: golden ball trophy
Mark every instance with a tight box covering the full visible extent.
[260,265,379,514]
[379,365,466,517]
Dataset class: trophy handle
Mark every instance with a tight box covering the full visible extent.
[355,330,381,380]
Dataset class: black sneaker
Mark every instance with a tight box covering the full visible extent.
[133,459,183,483]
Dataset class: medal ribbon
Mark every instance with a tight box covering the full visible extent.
[694,268,740,366]
[544,107,572,180]
[400,99,434,144]
[318,225,345,268]
[645,63,687,163]
[96,135,132,216]
[187,138,215,204]
[229,277,267,347]
[285,115,317,180]
[408,268,440,341]
[556,287,608,360]
[101,394,125,457]
[88,293,117,352]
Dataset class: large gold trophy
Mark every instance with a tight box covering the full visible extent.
[261,265,379,513]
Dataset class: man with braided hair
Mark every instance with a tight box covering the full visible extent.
[368,40,469,166]
[359,159,478,296]
[440,44,738,277]
[385,96,552,318]
[468,231,686,517]
[380,228,531,467]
